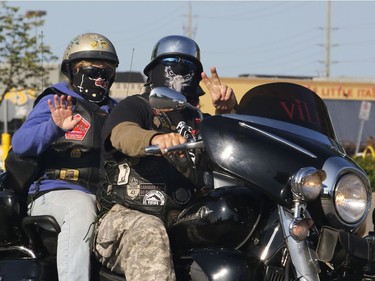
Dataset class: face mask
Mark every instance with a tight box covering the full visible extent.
[71,66,114,103]
[150,60,201,99]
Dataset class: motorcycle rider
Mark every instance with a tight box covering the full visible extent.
[10,32,119,281]
[94,35,237,280]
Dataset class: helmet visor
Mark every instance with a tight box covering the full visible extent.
[79,66,115,80]
[160,57,197,70]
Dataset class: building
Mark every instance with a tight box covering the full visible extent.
[111,71,145,101]
[199,75,375,152]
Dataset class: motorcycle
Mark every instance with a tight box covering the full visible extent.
[1,82,375,281]
[145,82,375,281]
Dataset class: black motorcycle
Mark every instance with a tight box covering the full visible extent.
[146,83,375,281]
[1,82,375,281]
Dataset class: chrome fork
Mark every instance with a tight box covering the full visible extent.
[278,205,321,281]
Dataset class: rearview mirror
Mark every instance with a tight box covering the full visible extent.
[149,87,187,111]
[149,87,204,121]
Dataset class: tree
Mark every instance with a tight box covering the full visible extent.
[0,1,58,104]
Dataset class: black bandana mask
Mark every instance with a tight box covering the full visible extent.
[72,69,111,103]
[150,61,201,99]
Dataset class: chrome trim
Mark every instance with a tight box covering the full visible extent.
[291,167,325,201]
[0,245,36,259]
[279,206,321,281]
[239,122,317,158]
[226,114,343,153]
[260,225,279,261]
[321,156,371,228]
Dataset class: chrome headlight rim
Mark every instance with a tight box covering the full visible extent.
[333,171,371,225]
[291,167,326,201]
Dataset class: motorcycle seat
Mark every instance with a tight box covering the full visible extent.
[22,215,60,257]
[22,215,61,233]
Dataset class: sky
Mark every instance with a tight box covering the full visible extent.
[7,1,375,79]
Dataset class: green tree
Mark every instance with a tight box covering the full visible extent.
[0,1,58,103]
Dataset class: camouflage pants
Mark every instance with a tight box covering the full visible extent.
[94,204,176,281]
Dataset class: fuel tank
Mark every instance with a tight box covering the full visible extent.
[168,186,262,255]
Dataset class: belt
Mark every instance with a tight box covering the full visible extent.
[45,169,80,181]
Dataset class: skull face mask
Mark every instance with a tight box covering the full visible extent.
[72,66,114,103]
[149,58,202,100]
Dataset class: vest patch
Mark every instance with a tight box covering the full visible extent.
[117,163,131,185]
[143,190,165,206]
[126,176,140,199]
[153,116,161,128]
[65,114,91,141]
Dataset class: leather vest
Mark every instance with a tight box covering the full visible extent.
[42,92,110,193]
[100,95,200,222]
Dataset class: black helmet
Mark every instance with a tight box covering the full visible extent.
[61,33,119,78]
[143,35,203,76]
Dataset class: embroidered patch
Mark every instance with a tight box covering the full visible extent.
[126,177,140,199]
[153,116,161,128]
[143,190,165,206]
[65,114,90,141]
[125,182,166,203]
[117,163,131,185]
[70,148,82,158]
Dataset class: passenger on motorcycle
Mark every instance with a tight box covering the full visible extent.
[11,32,119,281]
[94,35,237,281]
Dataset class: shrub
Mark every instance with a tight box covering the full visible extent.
[352,156,375,192]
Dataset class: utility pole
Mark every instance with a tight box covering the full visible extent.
[187,2,193,38]
[183,2,196,39]
[325,0,331,77]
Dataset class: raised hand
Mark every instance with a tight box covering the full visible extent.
[48,94,82,131]
[201,66,237,114]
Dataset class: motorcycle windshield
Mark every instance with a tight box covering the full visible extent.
[201,82,341,204]
[237,82,337,140]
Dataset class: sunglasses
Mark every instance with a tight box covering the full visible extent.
[161,57,197,69]
[79,66,115,79]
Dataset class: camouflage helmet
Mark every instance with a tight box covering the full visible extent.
[61,33,119,77]
[143,35,203,76]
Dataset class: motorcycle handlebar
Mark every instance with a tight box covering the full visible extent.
[144,140,204,155]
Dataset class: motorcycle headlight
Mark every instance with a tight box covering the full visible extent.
[291,167,326,201]
[334,173,368,224]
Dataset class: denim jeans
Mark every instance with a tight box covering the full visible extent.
[28,189,96,281]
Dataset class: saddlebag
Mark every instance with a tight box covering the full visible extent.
[316,226,375,274]
[0,258,58,281]
[4,149,42,196]
[0,259,40,280]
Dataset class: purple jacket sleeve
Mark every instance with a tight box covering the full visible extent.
[11,95,66,156]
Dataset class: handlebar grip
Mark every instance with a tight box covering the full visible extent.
[145,141,204,155]
[144,145,162,154]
